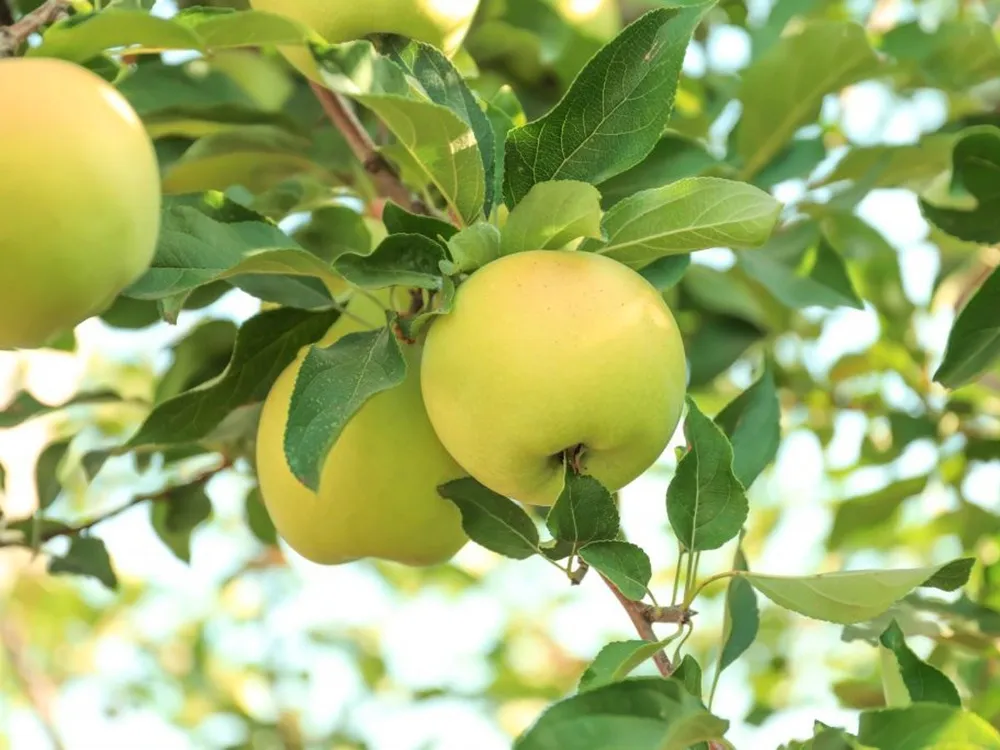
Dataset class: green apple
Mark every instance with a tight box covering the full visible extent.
[0,58,160,350]
[255,290,468,565]
[550,0,621,40]
[420,250,687,506]
[250,0,481,80]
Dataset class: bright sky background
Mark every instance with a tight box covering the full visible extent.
[3,1,999,748]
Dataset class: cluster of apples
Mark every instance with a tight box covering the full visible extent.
[257,249,688,567]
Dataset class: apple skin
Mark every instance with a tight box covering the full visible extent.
[250,0,480,80]
[255,290,468,566]
[420,250,687,506]
[0,58,160,350]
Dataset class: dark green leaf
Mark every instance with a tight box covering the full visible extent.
[335,234,446,290]
[0,389,120,429]
[921,557,974,592]
[714,362,780,488]
[504,6,709,205]
[437,477,540,560]
[672,655,704,700]
[128,307,339,449]
[35,441,70,511]
[579,540,651,601]
[879,620,961,707]
[150,481,213,564]
[667,398,748,552]
[285,326,406,492]
[934,266,1000,388]
[921,127,1000,243]
[718,548,758,678]
[381,201,458,243]
[514,677,729,750]
[245,487,277,546]
[545,469,619,549]
[48,536,118,591]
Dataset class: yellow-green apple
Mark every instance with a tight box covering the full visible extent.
[250,0,480,80]
[255,290,467,565]
[0,58,160,350]
[420,250,687,506]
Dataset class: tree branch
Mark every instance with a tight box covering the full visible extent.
[0,458,232,548]
[309,82,428,215]
[0,0,70,58]
[0,619,66,750]
[600,574,676,676]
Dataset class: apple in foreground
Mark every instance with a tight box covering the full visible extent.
[420,250,688,506]
[0,58,160,350]
[255,291,467,565]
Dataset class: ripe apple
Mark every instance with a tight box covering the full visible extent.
[420,250,688,506]
[250,0,481,80]
[0,58,160,350]
[255,290,468,565]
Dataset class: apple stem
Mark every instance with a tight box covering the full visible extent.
[0,0,70,57]
[309,83,432,219]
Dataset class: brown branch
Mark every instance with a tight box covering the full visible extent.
[600,574,675,676]
[0,0,70,57]
[1,458,231,548]
[0,619,66,750]
[309,82,427,215]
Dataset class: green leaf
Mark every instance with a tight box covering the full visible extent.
[754,137,827,190]
[245,487,277,546]
[934,266,1000,389]
[883,20,1000,90]
[156,320,238,404]
[35,441,70,511]
[878,621,961,707]
[667,398,748,552]
[827,476,930,551]
[743,559,974,625]
[598,133,719,209]
[579,540,651,601]
[740,224,864,310]
[335,234,447,290]
[150,482,213,564]
[383,38,498,216]
[816,136,955,192]
[503,6,710,205]
[578,640,661,692]
[582,177,780,269]
[437,477,540,560]
[714,363,780,488]
[545,469,619,549]
[31,8,309,63]
[382,201,457,243]
[316,41,485,225]
[48,536,118,591]
[285,326,406,492]
[127,195,341,311]
[737,21,880,178]
[128,307,339,449]
[857,705,1000,748]
[0,389,120,429]
[499,181,603,255]
[640,254,691,291]
[921,127,1000,244]
[922,558,975,592]
[672,655,704,700]
[445,222,502,273]
[295,205,375,261]
[514,677,729,750]
[717,548,758,679]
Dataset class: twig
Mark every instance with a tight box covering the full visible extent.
[0,0,70,58]
[309,82,427,215]
[0,458,231,548]
[0,620,66,750]
[600,574,675,676]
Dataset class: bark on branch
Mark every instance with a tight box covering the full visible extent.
[0,0,70,58]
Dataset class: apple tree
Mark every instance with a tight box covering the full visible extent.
[1,0,999,748]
